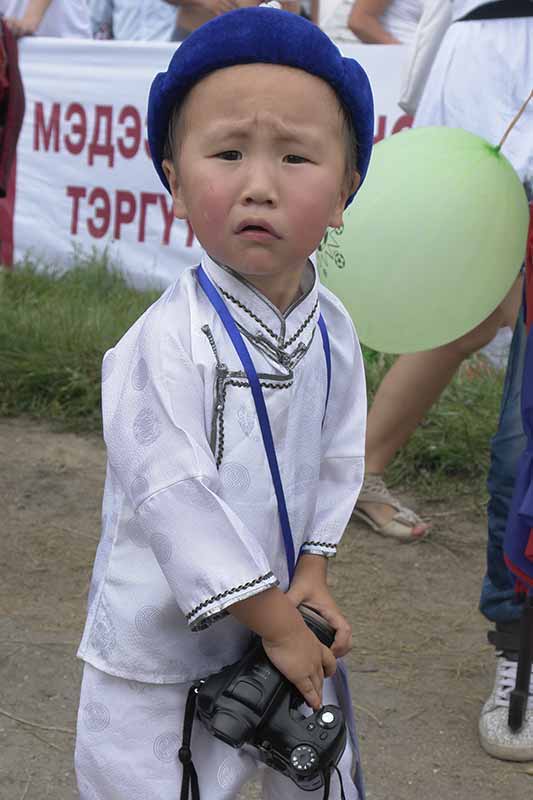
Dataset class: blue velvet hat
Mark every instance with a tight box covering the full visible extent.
[148,6,374,207]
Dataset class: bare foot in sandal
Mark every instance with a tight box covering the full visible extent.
[353,474,430,542]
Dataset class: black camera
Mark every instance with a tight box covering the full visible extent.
[196,605,346,791]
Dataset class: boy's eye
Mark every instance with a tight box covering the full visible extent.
[284,154,307,164]
[216,150,242,161]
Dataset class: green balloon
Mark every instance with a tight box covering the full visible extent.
[318,127,529,354]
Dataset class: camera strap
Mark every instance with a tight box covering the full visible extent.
[323,764,347,800]
[179,684,201,800]
[197,264,331,583]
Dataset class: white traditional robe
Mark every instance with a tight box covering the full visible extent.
[77,253,366,685]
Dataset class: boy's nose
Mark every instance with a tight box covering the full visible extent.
[240,162,278,207]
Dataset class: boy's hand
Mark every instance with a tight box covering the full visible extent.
[262,622,336,711]
[227,583,337,709]
[286,555,353,659]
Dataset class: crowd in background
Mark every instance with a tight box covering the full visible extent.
[0,0,417,204]
[0,0,418,43]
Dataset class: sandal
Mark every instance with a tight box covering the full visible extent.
[352,473,430,542]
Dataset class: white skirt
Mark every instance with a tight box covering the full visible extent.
[414,18,533,185]
[75,663,361,799]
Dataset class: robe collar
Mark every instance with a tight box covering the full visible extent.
[201,252,320,359]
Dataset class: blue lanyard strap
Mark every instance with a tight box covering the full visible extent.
[317,314,331,416]
[197,264,331,583]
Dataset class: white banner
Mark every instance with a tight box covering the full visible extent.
[10,38,412,287]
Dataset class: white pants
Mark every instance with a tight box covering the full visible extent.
[75,663,361,800]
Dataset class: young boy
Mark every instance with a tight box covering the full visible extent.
[75,7,374,798]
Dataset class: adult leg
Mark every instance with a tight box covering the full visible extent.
[356,290,521,540]
[478,311,533,761]
[480,313,527,625]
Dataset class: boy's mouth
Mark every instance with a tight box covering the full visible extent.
[236,219,281,239]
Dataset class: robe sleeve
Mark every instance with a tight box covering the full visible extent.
[300,312,366,559]
[102,298,277,631]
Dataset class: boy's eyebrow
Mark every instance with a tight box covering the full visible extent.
[202,119,323,146]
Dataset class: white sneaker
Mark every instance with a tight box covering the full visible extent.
[479,655,533,761]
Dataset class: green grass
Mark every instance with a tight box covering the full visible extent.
[362,346,503,496]
[0,254,504,494]
[0,252,160,430]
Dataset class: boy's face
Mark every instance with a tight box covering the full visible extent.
[163,64,359,283]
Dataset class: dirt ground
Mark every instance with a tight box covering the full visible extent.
[1,416,532,800]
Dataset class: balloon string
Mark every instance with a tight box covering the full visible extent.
[496,89,533,152]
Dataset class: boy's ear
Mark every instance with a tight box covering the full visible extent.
[162,159,188,219]
[329,171,361,229]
